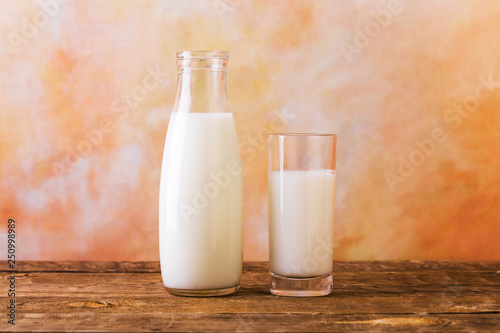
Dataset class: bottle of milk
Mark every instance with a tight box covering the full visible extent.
[159,51,244,296]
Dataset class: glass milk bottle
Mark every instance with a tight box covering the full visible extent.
[159,51,244,296]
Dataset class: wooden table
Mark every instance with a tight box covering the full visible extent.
[1,261,499,332]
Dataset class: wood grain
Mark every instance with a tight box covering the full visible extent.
[3,260,499,273]
[0,261,499,332]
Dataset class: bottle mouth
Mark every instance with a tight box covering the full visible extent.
[177,51,228,72]
[177,50,228,60]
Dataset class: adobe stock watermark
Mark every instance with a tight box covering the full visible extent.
[426,277,462,312]
[179,160,242,223]
[240,107,295,162]
[212,0,243,20]
[6,219,17,326]
[424,276,492,315]
[339,0,403,64]
[51,65,169,177]
[284,235,334,276]
[8,0,69,55]
[385,74,500,191]
[290,234,335,276]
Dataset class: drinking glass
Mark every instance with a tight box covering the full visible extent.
[268,133,336,296]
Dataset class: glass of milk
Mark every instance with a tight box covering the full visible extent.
[268,133,336,296]
[159,51,244,296]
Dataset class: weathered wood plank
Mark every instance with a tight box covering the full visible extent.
[4,313,500,332]
[3,295,498,316]
[11,270,500,286]
[1,271,498,297]
[2,261,499,273]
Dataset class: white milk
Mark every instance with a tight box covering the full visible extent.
[159,112,244,290]
[269,170,335,277]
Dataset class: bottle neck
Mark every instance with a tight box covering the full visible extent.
[173,69,230,114]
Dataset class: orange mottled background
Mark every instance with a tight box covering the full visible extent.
[1,0,499,261]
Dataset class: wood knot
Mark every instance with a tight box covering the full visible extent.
[67,301,113,308]
[85,301,112,308]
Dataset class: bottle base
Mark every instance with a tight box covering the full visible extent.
[165,285,239,297]
[269,272,333,297]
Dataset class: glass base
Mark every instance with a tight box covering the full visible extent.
[269,272,333,297]
[165,285,239,297]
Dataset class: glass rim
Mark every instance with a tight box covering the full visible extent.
[176,50,229,60]
[269,133,336,138]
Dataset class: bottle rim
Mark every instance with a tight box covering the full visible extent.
[177,50,229,60]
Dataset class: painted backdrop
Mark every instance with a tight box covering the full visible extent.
[1,0,499,260]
